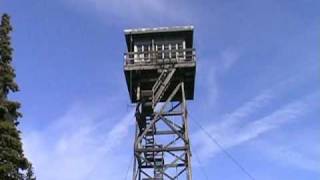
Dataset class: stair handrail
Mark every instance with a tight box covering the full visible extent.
[152,69,176,108]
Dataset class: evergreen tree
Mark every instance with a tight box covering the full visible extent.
[26,163,36,180]
[0,13,36,180]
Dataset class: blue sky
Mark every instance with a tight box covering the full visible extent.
[0,0,319,179]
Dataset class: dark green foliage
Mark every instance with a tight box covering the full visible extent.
[26,163,36,180]
[0,120,29,179]
[0,13,36,180]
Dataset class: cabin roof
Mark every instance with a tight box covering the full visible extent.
[124,26,194,35]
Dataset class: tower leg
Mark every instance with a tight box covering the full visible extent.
[133,78,192,179]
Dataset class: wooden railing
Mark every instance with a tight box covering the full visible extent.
[124,48,196,66]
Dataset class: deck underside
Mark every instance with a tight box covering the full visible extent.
[124,62,196,103]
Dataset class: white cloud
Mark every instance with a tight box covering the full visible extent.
[219,48,241,71]
[197,61,219,109]
[218,89,273,129]
[196,48,241,111]
[192,89,274,159]
[23,102,135,180]
[192,90,319,170]
[262,143,320,172]
[250,124,320,173]
[65,0,195,25]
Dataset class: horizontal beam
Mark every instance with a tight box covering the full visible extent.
[159,111,183,116]
[124,62,196,71]
[140,163,186,169]
[154,130,183,135]
[136,146,187,152]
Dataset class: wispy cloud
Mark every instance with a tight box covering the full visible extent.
[65,0,195,25]
[258,140,320,172]
[192,90,319,170]
[23,102,135,180]
[192,88,274,160]
[218,48,242,71]
[197,48,242,110]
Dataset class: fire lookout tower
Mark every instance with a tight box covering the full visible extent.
[124,26,196,180]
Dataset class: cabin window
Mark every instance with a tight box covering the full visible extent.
[178,41,185,59]
[171,44,177,59]
[134,42,151,62]
[133,40,186,63]
[156,43,163,59]
[164,43,170,59]
[154,40,185,60]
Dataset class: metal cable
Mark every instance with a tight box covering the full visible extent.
[189,114,256,180]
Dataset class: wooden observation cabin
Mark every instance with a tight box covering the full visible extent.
[124,26,196,104]
[124,26,196,180]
